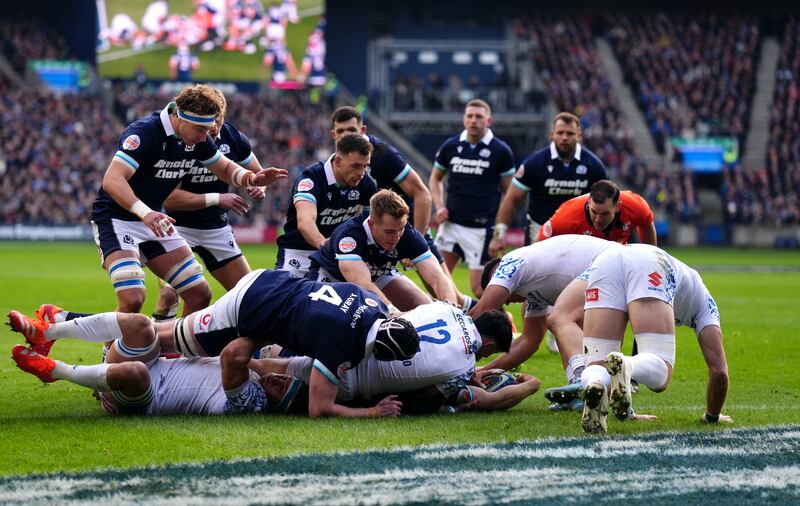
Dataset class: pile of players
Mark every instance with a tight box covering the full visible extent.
[8,84,730,433]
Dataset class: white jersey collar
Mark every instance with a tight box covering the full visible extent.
[323,154,338,186]
[160,103,176,137]
[362,216,376,245]
[459,128,494,146]
[549,141,582,161]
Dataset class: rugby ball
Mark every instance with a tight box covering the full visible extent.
[480,372,516,392]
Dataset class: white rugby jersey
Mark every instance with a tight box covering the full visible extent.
[353,301,481,399]
[489,234,619,318]
[146,356,256,415]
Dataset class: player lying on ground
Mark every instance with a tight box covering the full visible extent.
[258,301,538,414]
[7,269,421,418]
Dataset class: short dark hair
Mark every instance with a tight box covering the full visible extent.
[465,99,491,116]
[335,133,372,157]
[480,257,503,292]
[331,106,362,128]
[589,180,620,204]
[474,310,512,353]
[552,111,581,130]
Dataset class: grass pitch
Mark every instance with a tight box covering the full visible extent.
[0,242,798,480]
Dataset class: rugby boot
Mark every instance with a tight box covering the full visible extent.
[11,345,57,383]
[544,381,582,405]
[581,380,608,434]
[31,304,63,356]
[7,310,52,348]
[605,352,633,421]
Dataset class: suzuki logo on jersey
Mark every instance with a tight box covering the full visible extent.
[585,288,599,302]
[544,178,588,196]
[449,156,490,175]
[648,272,662,287]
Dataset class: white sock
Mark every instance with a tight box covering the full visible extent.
[461,296,476,311]
[629,353,669,391]
[52,362,111,391]
[46,313,124,343]
[566,354,587,383]
[581,364,611,391]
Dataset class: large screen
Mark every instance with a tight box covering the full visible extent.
[96,0,325,85]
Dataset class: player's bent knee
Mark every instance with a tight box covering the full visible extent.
[165,256,206,294]
[116,290,146,313]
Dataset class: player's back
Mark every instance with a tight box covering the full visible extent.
[356,301,478,398]
[146,356,232,415]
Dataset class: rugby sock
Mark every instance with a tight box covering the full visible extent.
[46,313,124,343]
[580,364,611,392]
[566,354,587,384]
[51,362,111,391]
[628,353,669,391]
[152,303,179,322]
[65,311,94,321]
[461,296,476,311]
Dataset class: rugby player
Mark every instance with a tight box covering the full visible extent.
[152,89,269,322]
[429,99,516,298]
[308,190,456,311]
[572,244,731,434]
[91,84,287,317]
[536,180,657,245]
[275,133,378,277]
[8,269,420,418]
[469,235,620,390]
[331,106,474,310]
[488,112,607,257]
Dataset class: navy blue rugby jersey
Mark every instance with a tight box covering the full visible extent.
[92,104,221,222]
[166,122,254,229]
[309,210,432,281]
[514,142,607,225]
[367,134,418,223]
[277,155,378,251]
[238,269,389,383]
[433,129,515,227]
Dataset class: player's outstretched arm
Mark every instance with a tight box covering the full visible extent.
[415,257,457,304]
[458,373,541,411]
[339,260,395,308]
[295,200,327,249]
[489,185,527,257]
[398,169,432,234]
[308,368,401,418]
[697,324,731,423]
[428,168,448,223]
[206,155,288,189]
[103,160,175,237]
[479,316,547,371]
[164,188,251,216]
[468,285,509,319]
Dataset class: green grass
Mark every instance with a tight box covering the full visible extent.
[0,242,798,477]
[98,0,323,81]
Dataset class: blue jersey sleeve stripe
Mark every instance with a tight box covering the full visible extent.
[500,167,516,176]
[114,151,139,170]
[239,152,254,166]
[167,257,197,284]
[335,254,363,261]
[293,193,317,204]
[313,359,339,386]
[512,179,531,192]
[109,260,141,274]
[433,162,448,172]
[412,251,433,264]
[394,165,412,183]
[200,151,222,166]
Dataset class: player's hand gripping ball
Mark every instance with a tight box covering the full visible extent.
[480,372,516,392]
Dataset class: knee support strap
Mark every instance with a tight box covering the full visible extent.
[634,332,676,367]
[108,257,145,292]
[165,256,205,294]
[583,337,622,364]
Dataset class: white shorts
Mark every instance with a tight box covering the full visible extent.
[276,248,314,278]
[433,221,491,270]
[584,246,677,312]
[92,218,188,264]
[175,225,242,271]
[176,270,262,357]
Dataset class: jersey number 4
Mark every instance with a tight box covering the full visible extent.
[307,285,343,305]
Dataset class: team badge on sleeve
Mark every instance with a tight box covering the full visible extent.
[122,135,140,150]
[585,288,599,302]
[338,237,357,253]
[365,298,379,307]
[494,257,524,282]
[297,178,314,192]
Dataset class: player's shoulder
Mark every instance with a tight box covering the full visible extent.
[487,136,514,155]
[438,134,463,150]
[520,144,551,166]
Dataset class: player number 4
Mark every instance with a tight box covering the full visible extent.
[307,285,343,305]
